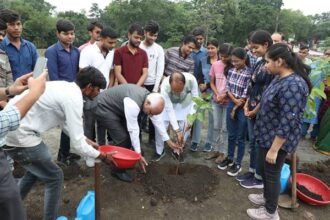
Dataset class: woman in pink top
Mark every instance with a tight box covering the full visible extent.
[205,43,233,163]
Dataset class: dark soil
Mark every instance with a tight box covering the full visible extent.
[297,183,324,201]
[139,163,219,203]
[299,159,330,185]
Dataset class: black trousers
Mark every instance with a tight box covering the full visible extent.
[0,150,26,220]
[58,131,70,158]
[258,147,288,214]
[143,84,155,140]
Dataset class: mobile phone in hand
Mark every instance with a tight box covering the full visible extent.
[33,57,48,78]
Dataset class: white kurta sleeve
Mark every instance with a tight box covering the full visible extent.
[123,97,141,154]
[161,90,179,131]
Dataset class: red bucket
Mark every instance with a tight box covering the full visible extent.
[99,145,141,169]
[291,173,330,205]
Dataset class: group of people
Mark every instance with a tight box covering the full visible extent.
[0,8,328,220]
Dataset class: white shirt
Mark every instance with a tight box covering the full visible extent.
[79,43,114,86]
[140,41,165,92]
[123,97,169,153]
[5,81,100,159]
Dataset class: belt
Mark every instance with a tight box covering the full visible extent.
[2,145,17,150]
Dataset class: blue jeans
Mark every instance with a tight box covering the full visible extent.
[247,118,262,179]
[192,108,214,146]
[212,101,227,153]
[301,122,319,138]
[6,142,64,220]
[226,101,247,165]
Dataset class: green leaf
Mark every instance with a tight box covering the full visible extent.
[197,112,204,122]
[187,114,197,124]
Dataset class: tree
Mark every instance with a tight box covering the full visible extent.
[279,9,313,42]
[89,3,102,19]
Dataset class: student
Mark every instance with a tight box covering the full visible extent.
[79,21,103,51]
[247,43,311,220]
[218,48,251,177]
[4,67,116,220]
[238,30,274,189]
[0,9,38,80]
[164,35,196,76]
[298,44,312,66]
[205,43,233,163]
[190,39,219,152]
[139,21,165,143]
[45,19,80,165]
[114,23,148,86]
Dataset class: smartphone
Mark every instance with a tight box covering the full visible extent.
[33,57,48,78]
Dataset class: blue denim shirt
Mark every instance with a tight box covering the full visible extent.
[0,36,38,80]
[255,74,309,153]
[191,46,207,78]
[45,41,79,82]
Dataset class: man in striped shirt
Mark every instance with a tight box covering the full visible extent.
[164,35,196,76]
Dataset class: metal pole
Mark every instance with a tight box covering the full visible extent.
[95,159,101,220]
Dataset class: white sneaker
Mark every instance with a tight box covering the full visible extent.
[248,193,265,205]
[247,206,279,220]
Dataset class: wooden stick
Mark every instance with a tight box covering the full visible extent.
[291,152,297,210]
[95,160,101,220]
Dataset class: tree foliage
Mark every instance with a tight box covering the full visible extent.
[0,0,328,49]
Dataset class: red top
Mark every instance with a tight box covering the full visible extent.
[114,45,148,84]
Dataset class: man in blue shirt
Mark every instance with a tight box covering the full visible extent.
[190,27,208,152]
[45,19,80,165]
[0,9,38,80]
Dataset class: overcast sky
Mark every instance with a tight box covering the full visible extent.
[46,0,329,16]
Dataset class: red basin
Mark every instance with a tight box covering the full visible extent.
[99,145,141,169]
[291,173,330,205]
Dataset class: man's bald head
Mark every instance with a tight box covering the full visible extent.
[143,93,165,116]
[169,72,186,93]
[271,32,284,44]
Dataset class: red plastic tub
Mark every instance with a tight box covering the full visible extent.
[291,173,330,205]
[99,145,141,169]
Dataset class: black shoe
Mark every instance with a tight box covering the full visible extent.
[171,151,185,164]
[69,152,81,160]
[57,155,75,166]
[111,170,133,182]
[227,163,242,176]
[151,151,165,162]
[217,157,234,170]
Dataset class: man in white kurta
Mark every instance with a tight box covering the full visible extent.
[155,71,199,162]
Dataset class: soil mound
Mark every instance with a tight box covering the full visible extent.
[139,163,219,202]
[299,159,330,186]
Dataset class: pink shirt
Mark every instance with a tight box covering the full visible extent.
[209,60,228,104]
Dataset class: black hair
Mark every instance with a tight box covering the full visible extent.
[100,27,118,39]
[76,66,107,89]
[247,31,255,42]
[182,35,197,46]
[207,38,219,48]
[0,18,6,31]
[192,27,205,37]
[0,9,20,23]
[128,22,143,35]
[169,72,186,85]
[87,21,103,32]
[266,43,312,92]
[231,47,250,67]
[144,20,159,34]
[250,30,273,48]
[219,43,234,77]
[299,43,309,50]
[56,19,75,33]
